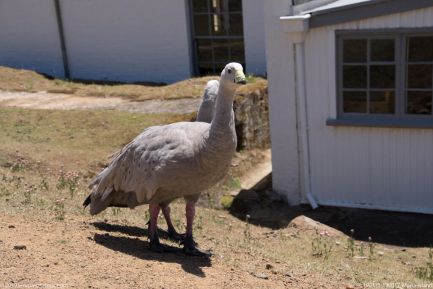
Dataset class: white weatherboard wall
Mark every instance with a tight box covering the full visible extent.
[275,6,433,213]
[60,0,192,83]
[243,0,266,76]
[264,0,301,204]
[0,0,65,78]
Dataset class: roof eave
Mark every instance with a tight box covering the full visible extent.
[309,0,433,28]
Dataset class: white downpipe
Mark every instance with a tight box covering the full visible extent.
[294,41,318,210]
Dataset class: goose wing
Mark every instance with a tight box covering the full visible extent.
[85,122,209,215]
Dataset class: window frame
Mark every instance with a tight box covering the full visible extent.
[336,29,433,124]
[189,0,245,75]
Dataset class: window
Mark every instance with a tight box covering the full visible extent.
[190,0,245,75]
[337,31,433,121]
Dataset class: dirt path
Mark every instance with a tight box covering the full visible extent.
[0,213,330,289]
[0,90,202,114]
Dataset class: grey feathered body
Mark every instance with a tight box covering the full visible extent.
[88,111,236,215]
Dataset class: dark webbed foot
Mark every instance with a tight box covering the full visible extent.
[149,236,165,253]
[168,228,185,243]
[182,235,212,257]
[148,236,178,253]
[155,227,185,243]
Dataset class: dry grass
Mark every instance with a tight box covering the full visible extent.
[0,66,267,101]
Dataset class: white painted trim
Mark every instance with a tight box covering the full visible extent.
[294,41,318,209]
[306,199,433,215]
[280,14,311,34]
[306,191,319,209]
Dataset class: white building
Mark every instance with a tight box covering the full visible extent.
[266,0,433,214]
[0,0,265,83]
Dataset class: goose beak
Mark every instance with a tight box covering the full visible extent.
[235,70,247,85]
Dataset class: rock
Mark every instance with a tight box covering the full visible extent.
[265,264,273,270]
[252,272,269,280]
[284,272,292,277]
[13,245,26,250]
[290,216,343,237]
[233,85,269,150]
[378,251,384,256]
[8,225,15,229]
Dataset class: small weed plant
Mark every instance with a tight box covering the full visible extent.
[415,248,433,281]
[311,230,333,260]
[346,229,355,258]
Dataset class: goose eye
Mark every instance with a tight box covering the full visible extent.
[227,68,232,74]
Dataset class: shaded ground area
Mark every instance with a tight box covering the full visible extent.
[230,178,433,248]
[306,207,433,248]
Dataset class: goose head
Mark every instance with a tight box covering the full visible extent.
[220,62,246,90]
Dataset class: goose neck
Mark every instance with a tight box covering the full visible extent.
[210,84,236,132]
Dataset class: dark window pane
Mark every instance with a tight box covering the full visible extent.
[370,91,395,114]
[229,13,243,36]
[343,65,367,88]
[228,0,242,12]
[192,0,208,12]
[199,62,214,75]
[210,0,224,13]
[407,64,433,89]
[196,39,212,61]
[370,65,395,89]
[230,39,244,62]
[214,62,227,73]
[210,13,227,35]
[343,91,367,113]
[194,14,210,35]
[343,39,367,62]
[407,91,432,115]
[213,39,229,61]
[408,36,433,62]
[371,39,395,62]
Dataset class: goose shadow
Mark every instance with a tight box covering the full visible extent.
[91,222,211,277]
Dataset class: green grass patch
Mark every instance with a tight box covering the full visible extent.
[0,107,191,219]
[0,107,189,171]
[220,195,234,209]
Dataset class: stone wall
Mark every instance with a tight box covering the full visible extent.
[233,81,270,150]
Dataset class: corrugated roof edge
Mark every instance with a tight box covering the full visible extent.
[306,0,433,28]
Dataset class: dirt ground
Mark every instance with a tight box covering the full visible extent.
[2,198,433,289]
[0,90,202,114]
[0,211,331,289]
[0,214,284,289]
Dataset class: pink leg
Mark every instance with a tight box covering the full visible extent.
[162,205,175,232]
[185,201,195,238]
[183,200,211,256]
[148,203,160,241]
[161,205,184,242]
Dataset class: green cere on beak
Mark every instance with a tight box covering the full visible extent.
[234,70,247,85]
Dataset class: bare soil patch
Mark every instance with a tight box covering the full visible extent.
[0,90,202,114]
